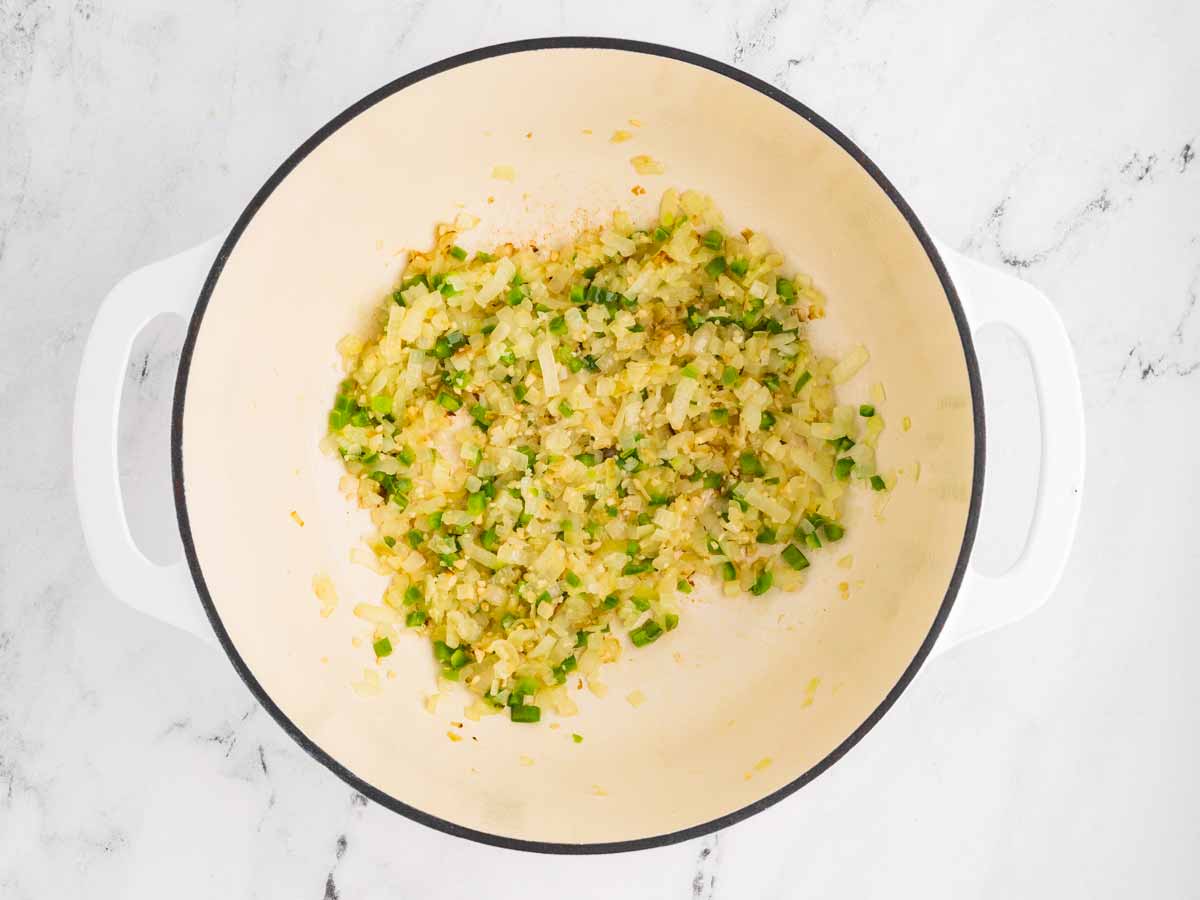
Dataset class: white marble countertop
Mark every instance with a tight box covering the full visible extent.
[2,1,1197,897]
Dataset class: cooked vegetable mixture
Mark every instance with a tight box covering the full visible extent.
[325,189,885,723]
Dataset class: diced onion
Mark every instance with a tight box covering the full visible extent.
[668,377,698,430]
[537,339,560,397]
[461,537,503,570]
[477,257,515,305]
[830,345,870,384]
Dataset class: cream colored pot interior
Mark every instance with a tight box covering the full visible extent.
[180,46,976,846]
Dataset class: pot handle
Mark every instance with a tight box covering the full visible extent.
[73,235,226,646]
[930,242,1085,655]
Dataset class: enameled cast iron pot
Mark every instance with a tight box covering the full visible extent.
[74,39,1085,853]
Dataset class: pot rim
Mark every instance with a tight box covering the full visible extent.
[171,36,985,855]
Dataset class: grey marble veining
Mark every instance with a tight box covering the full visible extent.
[1,1,1197,897]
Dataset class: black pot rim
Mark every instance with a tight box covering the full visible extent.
[171,36,985,856]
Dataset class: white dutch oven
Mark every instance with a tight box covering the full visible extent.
[73,40,1084,852]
